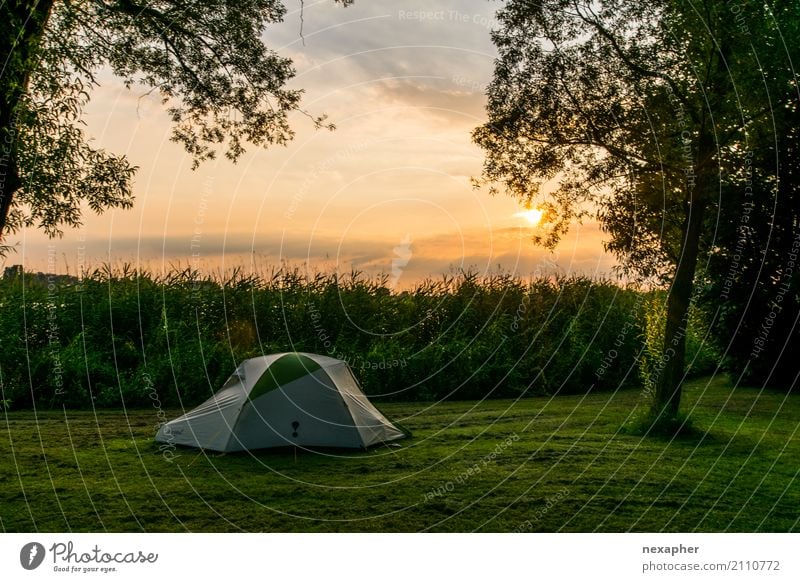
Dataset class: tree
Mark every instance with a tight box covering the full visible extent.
[473,0,799,422]
[701,53,800,391]
[0,0,350,244]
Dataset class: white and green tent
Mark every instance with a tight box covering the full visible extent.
[155,352,407,452]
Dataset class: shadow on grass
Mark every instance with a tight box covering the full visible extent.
[620,409,762,453]
[620,411,713,445]
[149,441,408,460]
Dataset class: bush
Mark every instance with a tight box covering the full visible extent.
[638,290,721,394]
[0,266,650,409]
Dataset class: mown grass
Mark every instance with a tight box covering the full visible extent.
[1,375,797,532]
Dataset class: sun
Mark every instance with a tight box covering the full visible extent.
[513,207,544,226]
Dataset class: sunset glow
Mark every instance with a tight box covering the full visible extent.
[514,208,544,226]
[9,1,613,282]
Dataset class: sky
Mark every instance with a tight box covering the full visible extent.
[7,0,616,287]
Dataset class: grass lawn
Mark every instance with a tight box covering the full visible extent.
[1,375,797,532]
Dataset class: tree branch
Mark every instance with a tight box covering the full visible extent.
[574,1,700,124]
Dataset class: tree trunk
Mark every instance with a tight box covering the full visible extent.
[651,28,730,421]
[653,197,705,419]
[0,0,55,239]
[653,119,718,420]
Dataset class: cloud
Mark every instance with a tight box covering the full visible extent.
[367,77,487,126]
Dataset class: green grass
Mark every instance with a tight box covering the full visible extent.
[1,376,797,532]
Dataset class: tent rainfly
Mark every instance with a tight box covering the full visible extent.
[155,352,407,452]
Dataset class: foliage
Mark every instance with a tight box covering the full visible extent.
[638,291,720,394]
[0,265,668,409]
[1,0,350,240]
[699,33,800,391]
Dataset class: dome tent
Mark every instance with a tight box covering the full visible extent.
[155,352,407,452]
